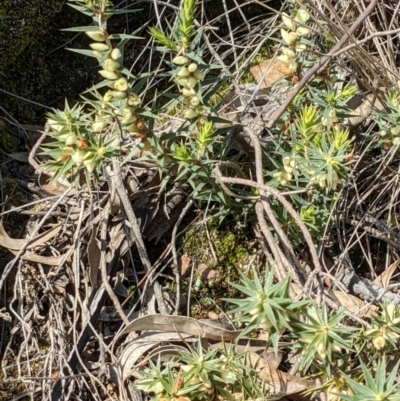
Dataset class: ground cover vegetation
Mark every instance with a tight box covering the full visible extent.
[1,0,400,400]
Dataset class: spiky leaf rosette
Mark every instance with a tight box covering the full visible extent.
[225,269,309,354]
[291,304,355,375]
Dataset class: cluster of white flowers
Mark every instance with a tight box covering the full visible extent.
[273,156,295,186]
[172,55,206,120]
[85,30,144,136]
[277,9,311,72]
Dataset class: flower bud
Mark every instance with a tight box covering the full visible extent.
[85,31,106,42]
[282,172,292,181]
[176,77,188,87]
[89,43,109,51]
[188,63,198,72]
[99,70,119,80]
[282,13,295,31]
[58,133,71,142]
[61,147,73,156]
[282,47,296,58]
[92,50,103,58]
[187,77,198,88]
[122,116,136,125]
[47,118,63,132]
[281,29,298,45]
[316,342,327,360]
[127,93,140,106]
[97,147,106,156]
[84,159,97,173]
[103,92,113,102]
[92,121,105,132]
[295,10,310,24]
[283,156,291,165]
[373,335,386,350]
[184,109,200,119]
[110,90,127,99]
[190,96,200,106]
[104,59,120,72]
[65,134,77,146]
[110,48,122,61]
[123,107,136,117]
[295,43,307,53]
[277,55,291,65]
[261,317,273,330]
[296,26,311,36]
[72,149,86,165]
[177,67,190,77]
[121,108,137,125]
[172,55,189,65]
[192,70,205,81]
[181,88,193,97]
[249,305,262,316]
[114,77,128,91]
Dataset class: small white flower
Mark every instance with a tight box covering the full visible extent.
[114,77,128,91]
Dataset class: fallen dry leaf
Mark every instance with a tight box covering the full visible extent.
[210,340,315,399]
[247,350,313,399]
[258,364,315,399]
[291,282,378,317]
[0,222,61,251]
[87,225,100,291]
[373,259,400,288]
[117,314,242,342]
[250,58,293,88]
[0,222,68,266]
[326,289,378,317]
[119,332,196,381]
[38,173,74,196]
[8,249,66,266]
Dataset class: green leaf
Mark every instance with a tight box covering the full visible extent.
[67,3,94,16]
[104,8,141,15]
[149,27,178,51]
[66,48,100,58]
[108,33,144,40]
[62,25,101,32]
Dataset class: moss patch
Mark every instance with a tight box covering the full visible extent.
[0,0,98,123]
[182,220,255,317]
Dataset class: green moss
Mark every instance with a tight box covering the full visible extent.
[0,130,23,155]
[0,0,65,71]
[0,0,97,123]
[182,220,254,316]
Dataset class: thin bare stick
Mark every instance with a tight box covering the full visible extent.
[111,160,168,315]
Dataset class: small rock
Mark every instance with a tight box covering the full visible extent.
[208,311,219,320]
[198,263,220,280]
